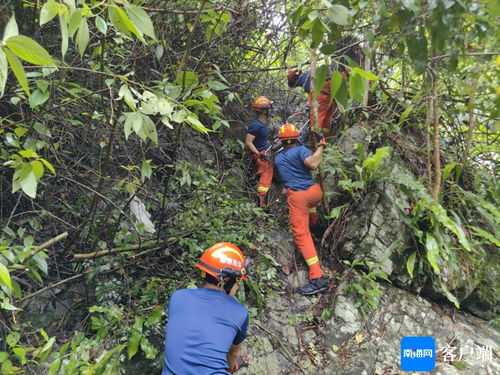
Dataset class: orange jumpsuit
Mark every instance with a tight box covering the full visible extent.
[252,151,273,198]
[285,184,323,280]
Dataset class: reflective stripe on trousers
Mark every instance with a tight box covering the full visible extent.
[285,183,323,279]
[253,151,273,196]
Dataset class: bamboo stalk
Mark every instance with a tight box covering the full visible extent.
[431,73,441,201]
[22,232,68,264]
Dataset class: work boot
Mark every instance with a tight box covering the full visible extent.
[298,276,327,296]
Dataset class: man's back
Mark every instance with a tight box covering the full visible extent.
[162,288,248,375]
[275,145,314,191]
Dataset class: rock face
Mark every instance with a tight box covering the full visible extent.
[322,124,498,319]
[240,272,499,375]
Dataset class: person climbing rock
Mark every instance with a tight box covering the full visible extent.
[245,96,273,208]
[274,123,328,295]
[162,242,250,374]
[287,37,360,137]
[288,68,335,138]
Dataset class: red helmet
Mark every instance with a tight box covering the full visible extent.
[196,242,247,280]
[287,69,300,88]
[251,96,272,111]
[278,123,299,141]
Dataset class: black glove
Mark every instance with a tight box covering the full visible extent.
[312,131,323,143]
[259,153,270,162]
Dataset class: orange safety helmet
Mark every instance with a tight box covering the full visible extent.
[278,123,299,141]
[287,69,300,88]
[251,96,272,112]
[196,242,248,280]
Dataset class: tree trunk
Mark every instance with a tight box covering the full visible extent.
[431,73,441,201]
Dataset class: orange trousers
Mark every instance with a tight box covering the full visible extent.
[286,183,323,279]
[308,92,336,136]
[252,151,273,196]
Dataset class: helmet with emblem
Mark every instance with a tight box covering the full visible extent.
[196,242,248,280]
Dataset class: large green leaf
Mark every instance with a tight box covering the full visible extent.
[0,262,12,290]
[331,71,347,108]
[327,4,350,25]
[108,5,143,42]
[310,19,324,49]
[0,48,7,97]
[186,115,211,133]
[126,4,156,39]
[127,329,141,359]
[59,14,69,58]
[2,14,19,41]
[40,0,61,25]
[348,72,364,102]
[351,67,378,80]
[6,35,54,65]
[313,64,328,98]
[425,233,440,274]
[4,48,29,95]
[76,18,89,57]
[406,251,417,278]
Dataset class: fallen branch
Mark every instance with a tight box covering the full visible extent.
[73,237,177,259]
[22,232,68,264]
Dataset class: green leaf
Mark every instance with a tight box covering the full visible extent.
[140,337,158,359]
[20,171,37,198]
[59,14,68,58]
[128,329,141,359]
[327,4,350,26]
[140,114,158,144]
[348,72,365,102]
[441,163,457,184]
[95,16,108,35]
[310,19,324,49]
[208,80,228,91]
[126,4,156,39]
[29,89,50,108]
[0,262,12,290]
[320,43,336,55]
[40,337,56,362]
[68,9,82,37]
[440,282,460,308]
[406,251,417,278]
[0,48,7,97]
[4,48,29,95]
[331,71,347,108]
[109,5,143,42]
[425,233,440,274]
[314,64,328,98]
[76,18,89,57]
[6,35,54,65]
[40,0,61,25]
[108,5,131,36]
[118,84,137,110]
[351,67,378,81]
[325,204,345,219]
[186,115,211,133]
[362,147,390,171]
[175,71,199,87]
[469,226,500,247]
[2,14,19,41]
[40,158,56,174]
[141,160,153,179]
[31,160,44,180]
[398,104,414,124]
[330,70,343,98]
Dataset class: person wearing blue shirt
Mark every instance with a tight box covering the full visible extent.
[245,96,273,208]
[274,123,328,296]
[162,242,250,375]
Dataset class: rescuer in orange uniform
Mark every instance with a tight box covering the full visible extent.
[287,69,334,137]
[245,96,273,208]
[274,123,327,295]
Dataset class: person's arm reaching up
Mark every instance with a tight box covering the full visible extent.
[304,140,326,170]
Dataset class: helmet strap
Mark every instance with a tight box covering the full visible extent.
[223,277,237,295]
